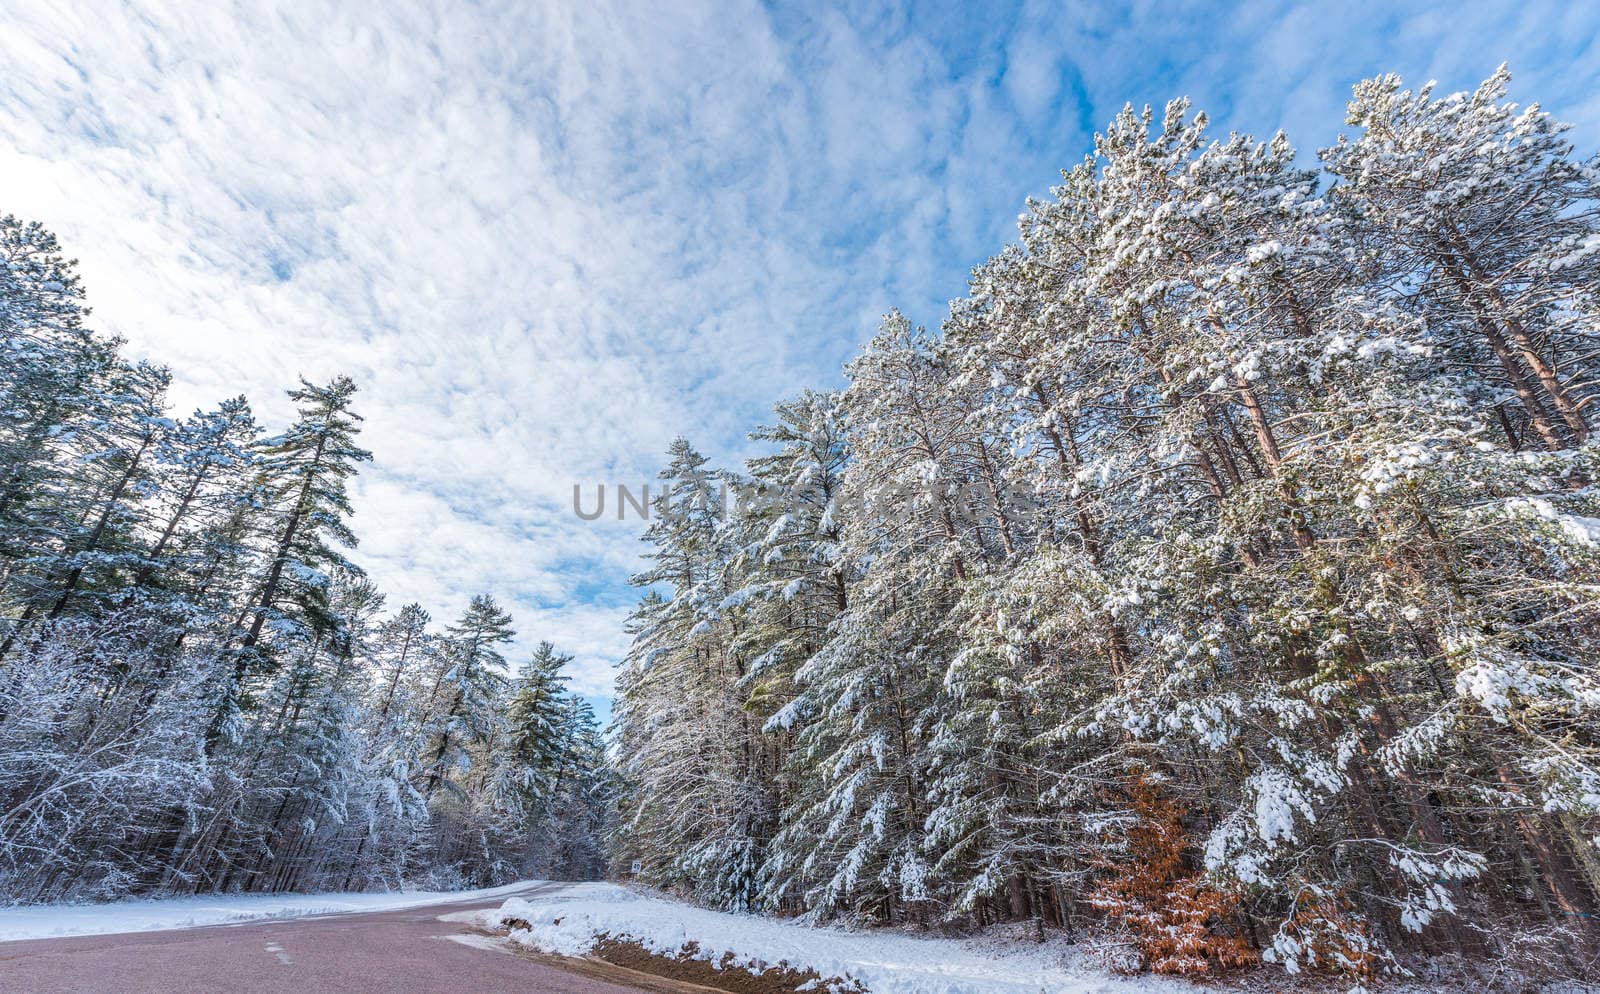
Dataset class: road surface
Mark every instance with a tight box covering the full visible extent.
[0,884,650,993]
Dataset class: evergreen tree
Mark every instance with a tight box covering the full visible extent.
[422,595,514,801]
[497,641,573,813]
[209,376,372,748]
[609,66,1600,983]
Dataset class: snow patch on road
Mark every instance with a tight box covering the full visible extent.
[0,880,545,942]
[469,883,1194,994]
[439,932,511,954]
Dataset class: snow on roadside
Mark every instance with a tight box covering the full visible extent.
[0,879,544,942]
[464,883,1194,994]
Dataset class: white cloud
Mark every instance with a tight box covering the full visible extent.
[3,0,1596,703]
[0,0,991,700]
[1004,38,1061,120]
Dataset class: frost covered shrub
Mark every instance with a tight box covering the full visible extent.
[0,613,210,903]
[1269,886,1382,985]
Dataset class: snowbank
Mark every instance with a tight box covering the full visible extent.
[0,880,544,942]
[468,883,1192,994]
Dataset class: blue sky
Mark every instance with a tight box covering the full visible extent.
[3,1,1598,718]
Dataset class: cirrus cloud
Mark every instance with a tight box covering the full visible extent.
[2,0,1595,707]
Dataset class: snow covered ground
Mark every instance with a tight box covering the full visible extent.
[460,883,1193,994]
[0,879,543,942]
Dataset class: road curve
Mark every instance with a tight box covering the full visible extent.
[0,884,645,994]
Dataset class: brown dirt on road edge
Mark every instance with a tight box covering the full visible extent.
[593,937,862,994]
[489,927,862,994]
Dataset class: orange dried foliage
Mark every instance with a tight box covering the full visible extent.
[1283,887,1379,982]
[1088,770,1260,976]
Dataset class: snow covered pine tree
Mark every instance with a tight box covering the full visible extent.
[608,67,1600,986]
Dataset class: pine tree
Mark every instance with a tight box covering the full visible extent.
[1324,65,1597,450]
[209,376,372,748]
[0,215,118,623]
[133,397,258,598]
[497,641,572,813]
[612,438,770,910]
[38,360,174,621]
[421,594,514,800]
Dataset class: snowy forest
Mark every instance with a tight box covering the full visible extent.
[5,59,1600,990]
[0,216,610,902]
[610,69,1600,982]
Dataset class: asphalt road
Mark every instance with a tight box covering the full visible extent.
[0,884,648,994]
